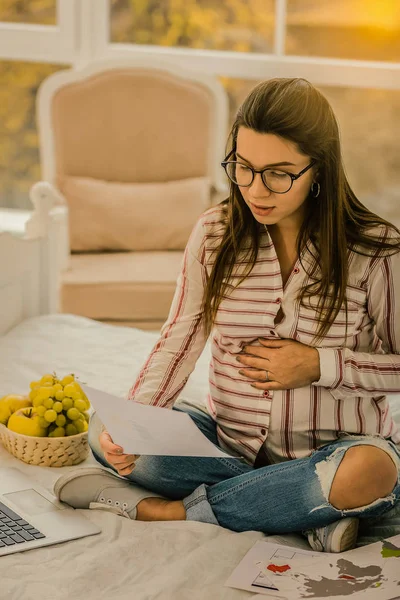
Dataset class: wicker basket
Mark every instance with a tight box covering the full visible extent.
[0,423,89,467]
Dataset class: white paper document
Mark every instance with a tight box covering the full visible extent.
[82,385,242,459]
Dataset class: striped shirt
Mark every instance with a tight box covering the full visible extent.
[128,205,400,465]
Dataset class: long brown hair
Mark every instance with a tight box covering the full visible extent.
[202,78,400,342]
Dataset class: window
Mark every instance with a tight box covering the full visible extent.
[110,0,275,53]
[0,0,56,25]
[0,61,67,209]
[286,0,400,62]
[0,0,398,222]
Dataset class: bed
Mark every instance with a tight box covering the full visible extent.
[0,190,399,600]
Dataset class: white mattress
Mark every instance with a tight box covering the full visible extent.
[0,314,315,600]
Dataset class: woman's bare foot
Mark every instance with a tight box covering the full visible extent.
[136,497,186,521]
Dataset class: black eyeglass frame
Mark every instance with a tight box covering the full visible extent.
[221,150,316,194]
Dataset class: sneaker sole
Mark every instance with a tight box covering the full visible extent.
[53,466,122,500]
[330,517,359,553]
[339,518,359,552]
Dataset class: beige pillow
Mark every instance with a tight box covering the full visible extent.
[60,176,211,252]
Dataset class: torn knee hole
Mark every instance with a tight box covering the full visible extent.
[315,445,398,511]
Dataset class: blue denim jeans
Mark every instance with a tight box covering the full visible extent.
[88,404,400,539]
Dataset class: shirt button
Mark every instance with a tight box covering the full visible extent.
[261,428,267,435]
[293,267,300,274]
[263,391,271,398]
[275,297,282,304]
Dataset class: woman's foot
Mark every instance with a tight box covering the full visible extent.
[136,497,186,521]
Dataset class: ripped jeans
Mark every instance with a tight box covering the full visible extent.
[89,404,400,537]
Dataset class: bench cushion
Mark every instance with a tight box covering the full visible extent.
[60,250,183,322]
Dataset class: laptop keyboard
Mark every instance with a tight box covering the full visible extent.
[0,501,46,548]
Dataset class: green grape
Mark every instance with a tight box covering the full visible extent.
[74,399,87,412]
[29,388,39,401]
[43,398,54,409]
[65,423,78,436]
[53,383,62,392]
[75,419,88,433]
[36,405,47,417]
[52,427,66,437]
[32,396,44,408]
[78,388,90,410]
[55,390,65,401]
[44,409,57,423]
[82,411,90,423]
[35,387,52,402]
[53,401,63,413]
[40,374,54,386]
[63,383,77,397]
[38,416,49,428]
[66,407,80,421]
[61,374,75,386]
[62,397,73,410]
[55,414,67,427]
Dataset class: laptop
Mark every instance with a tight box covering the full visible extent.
[0,467,101,556]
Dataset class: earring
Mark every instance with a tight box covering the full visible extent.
[311,182,320,198]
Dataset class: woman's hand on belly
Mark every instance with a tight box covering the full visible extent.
[236,338,321,391]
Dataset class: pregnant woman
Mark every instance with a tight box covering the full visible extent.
[54,77,400,553]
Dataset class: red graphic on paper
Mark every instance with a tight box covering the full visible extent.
[338,575,356,580]
[267,563,291,573]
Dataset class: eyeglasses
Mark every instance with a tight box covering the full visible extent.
[221,150,316,194]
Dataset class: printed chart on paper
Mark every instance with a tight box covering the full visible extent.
[225,535,400,599]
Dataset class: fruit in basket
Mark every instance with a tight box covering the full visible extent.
[26,372,91,437]
[0,404,12,426]
[0,395,31,425]
[65,423,79,436]
[7,407,48,437]
[51,427,66,437]
[0,373,92,437]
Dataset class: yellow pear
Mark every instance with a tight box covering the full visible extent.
[0,404,11,426]
[0,395,32,426]
[4,394,31,412]
[7,407,48,437]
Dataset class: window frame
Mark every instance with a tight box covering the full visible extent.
[0,0,398,88]
[0,0,77,64]
[99,0,399,91]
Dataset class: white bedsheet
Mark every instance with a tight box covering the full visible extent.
[0,314,399,600]
[0,314,312,600]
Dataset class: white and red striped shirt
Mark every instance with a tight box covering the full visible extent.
[128,206,400,465]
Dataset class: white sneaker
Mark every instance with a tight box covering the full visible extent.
[54,467,166,519]
[305,517,359,553]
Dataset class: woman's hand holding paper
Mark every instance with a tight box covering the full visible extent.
[99,430,140,476]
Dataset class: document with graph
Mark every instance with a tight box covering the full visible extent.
[225,535,400,598]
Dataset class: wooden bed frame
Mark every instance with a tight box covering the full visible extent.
[0,182,69,335]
